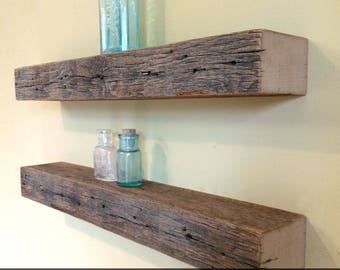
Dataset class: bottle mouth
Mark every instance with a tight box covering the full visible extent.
[121,128,137,135]
[119,129,139,138]
[97,129,112,134]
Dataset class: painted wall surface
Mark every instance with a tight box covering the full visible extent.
[0,0,339,267]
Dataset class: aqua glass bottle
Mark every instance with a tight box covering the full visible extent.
[99,0,140,53]
[117,129,142,187]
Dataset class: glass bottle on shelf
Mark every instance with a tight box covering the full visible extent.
[98,0,140,54]
[93,129,117,181]
[117,129,142,187]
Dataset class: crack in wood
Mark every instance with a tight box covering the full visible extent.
[262,257,279,264]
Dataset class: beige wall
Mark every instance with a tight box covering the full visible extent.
[1,0,339,267]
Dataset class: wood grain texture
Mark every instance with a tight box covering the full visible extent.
[21,162,306,268]
[15,29,308,100]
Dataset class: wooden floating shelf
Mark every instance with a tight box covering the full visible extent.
[21,162,306,268]
[15,29,308,101]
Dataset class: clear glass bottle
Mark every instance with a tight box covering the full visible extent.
[117,129,142,187]
[98,0,140,54]
[93,129,117,181]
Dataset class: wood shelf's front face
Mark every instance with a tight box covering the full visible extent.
[21,162,306,268]
[15,29,308,101]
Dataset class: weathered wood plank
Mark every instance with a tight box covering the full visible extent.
[21,162,306,268]
[15,29,308,100]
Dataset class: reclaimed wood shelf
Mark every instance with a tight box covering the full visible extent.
[15,29,308,101]
[21,162,306,268]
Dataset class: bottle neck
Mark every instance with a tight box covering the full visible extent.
[119,134,139,151]
[97,129,113,146]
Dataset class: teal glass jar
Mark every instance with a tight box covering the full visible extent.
[117,129,142,187]
[98,0,140,53]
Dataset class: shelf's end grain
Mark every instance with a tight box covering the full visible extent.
[261,30,308,96]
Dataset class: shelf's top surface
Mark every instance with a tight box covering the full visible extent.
[14,28,307,71]
[23,162,304,234]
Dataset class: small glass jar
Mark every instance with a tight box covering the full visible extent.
[98,0,141,53]
[93,129,117,181]
[117,129,142,187]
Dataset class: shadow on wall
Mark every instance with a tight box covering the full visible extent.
[61,95,299,146]
[133,131,169,184]
[149,143,168,184]
[306,221,337,267]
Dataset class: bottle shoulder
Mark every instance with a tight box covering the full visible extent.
[94,145,117,151]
